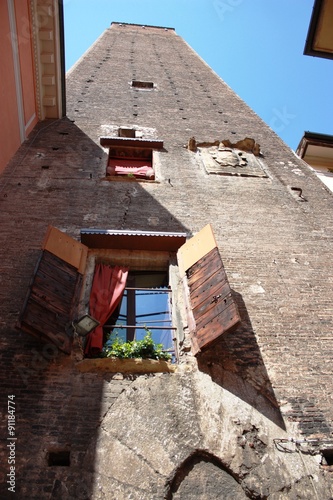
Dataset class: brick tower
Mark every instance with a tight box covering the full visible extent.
[1,22,332,498]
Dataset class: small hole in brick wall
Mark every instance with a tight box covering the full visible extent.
[41,165,50,169]
[48,450,70,467]
[58,132,69,135]
[321,449,333,466]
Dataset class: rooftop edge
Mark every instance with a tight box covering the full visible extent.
[110,21,175,31]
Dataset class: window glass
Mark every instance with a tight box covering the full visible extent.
[104,271,174,357]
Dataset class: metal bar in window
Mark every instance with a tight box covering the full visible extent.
[137,319,172,324]
[124,287,172,292]
[104,325,177,330]
[137,322,172,326]
[135,311,170,318]
[127,289,136,341]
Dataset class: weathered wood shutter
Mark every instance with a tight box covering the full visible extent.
[18,226,88,354]
[177,224,240,355]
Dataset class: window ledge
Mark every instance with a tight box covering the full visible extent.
[101,176,158,183]
[76,357,177,374]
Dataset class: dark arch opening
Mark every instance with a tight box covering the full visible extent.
[165,449,249,499]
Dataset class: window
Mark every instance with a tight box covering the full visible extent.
[100,136,164,180]
[104,270,175,360]
[80,229,186,358]
[18,225,239,359]
[107,146,153,179]
[118,127,138,138]
[131,80,154,89]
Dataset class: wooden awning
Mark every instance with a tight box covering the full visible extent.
[100,137,164,149]
[80,229,187,252]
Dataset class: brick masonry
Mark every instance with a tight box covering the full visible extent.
[0,22,332,498]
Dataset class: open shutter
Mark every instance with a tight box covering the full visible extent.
[177,224,240,355]
[18,226,88,354]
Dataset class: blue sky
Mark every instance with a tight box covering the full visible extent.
[63,0,333,151]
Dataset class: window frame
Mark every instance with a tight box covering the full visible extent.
[100,136,163,181]
[79,248,183,359]
[107,147,154,179]
[103,269,176,358]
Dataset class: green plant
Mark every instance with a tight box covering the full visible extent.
[101,330,171,361]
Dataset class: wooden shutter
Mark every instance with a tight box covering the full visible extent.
[177,225,240,355]
[18,226,88,354]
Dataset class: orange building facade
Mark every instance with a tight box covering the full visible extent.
[0,0,65,174]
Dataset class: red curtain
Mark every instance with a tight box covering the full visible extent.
[115,165,154,178]
[106,158,154,179]
[84,264,128,357]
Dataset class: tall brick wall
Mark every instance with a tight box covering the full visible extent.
[0,23,332,498]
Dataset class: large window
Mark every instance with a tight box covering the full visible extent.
[18,225,240,360]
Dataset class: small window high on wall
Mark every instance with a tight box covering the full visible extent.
[100,136,164,180]
[131,80,154,89]
[107,148,153,179]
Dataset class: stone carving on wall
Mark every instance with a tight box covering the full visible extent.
[187,137,268,178]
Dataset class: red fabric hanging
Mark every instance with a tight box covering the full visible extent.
[106,158,154,179]
[84,264,128,356]
[114,165,154,178]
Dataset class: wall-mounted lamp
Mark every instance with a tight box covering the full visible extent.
[72,314,100,337]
